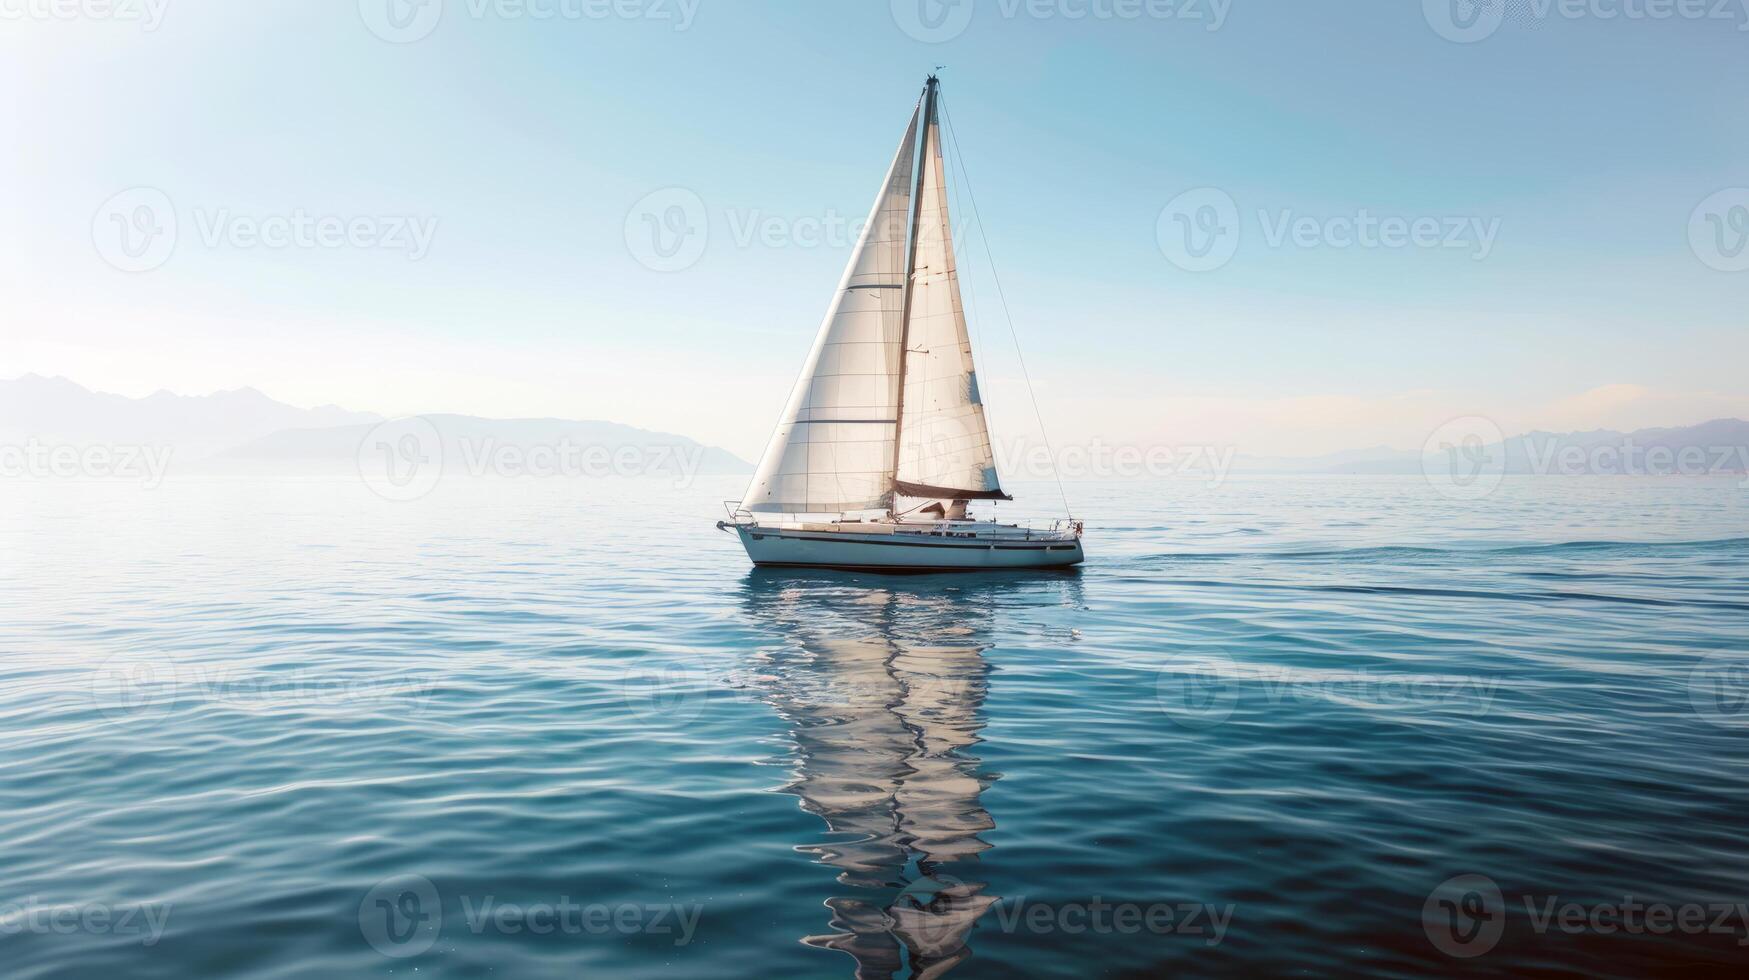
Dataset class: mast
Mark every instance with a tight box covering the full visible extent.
[889,74,939,512]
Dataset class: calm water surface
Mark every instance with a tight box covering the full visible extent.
[3,475,1748,977]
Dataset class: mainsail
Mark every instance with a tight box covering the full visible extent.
[741,76,1005,517]
[739,105,920,514]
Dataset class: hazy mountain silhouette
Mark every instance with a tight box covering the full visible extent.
[0,374,381,460]
[9,374,1734,478]
[1,374,751,474]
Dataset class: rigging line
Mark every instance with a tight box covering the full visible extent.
[938,93,1073,518]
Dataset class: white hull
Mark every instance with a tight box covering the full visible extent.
[726,522,1084,572]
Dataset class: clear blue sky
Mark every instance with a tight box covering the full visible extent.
[4,0,1746,457]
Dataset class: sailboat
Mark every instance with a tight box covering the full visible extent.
[718,76,1084,571]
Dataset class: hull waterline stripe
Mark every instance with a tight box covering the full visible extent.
[752,562,1081,573]
[746,531,1077,552]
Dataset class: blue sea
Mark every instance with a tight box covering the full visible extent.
[4,474,1748,978]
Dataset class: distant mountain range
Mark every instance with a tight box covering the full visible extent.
[1236,419,1749,475]
[0,373,381,460]
[7,374,1743,479]
[0,375,753,474]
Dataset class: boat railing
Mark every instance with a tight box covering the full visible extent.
[720,501,755,526]
[891,517,1084,541]
[1023,518,1084,539]
[1009,518,1084,540]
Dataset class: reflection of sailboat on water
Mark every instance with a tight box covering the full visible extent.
[739,572,1045,978]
